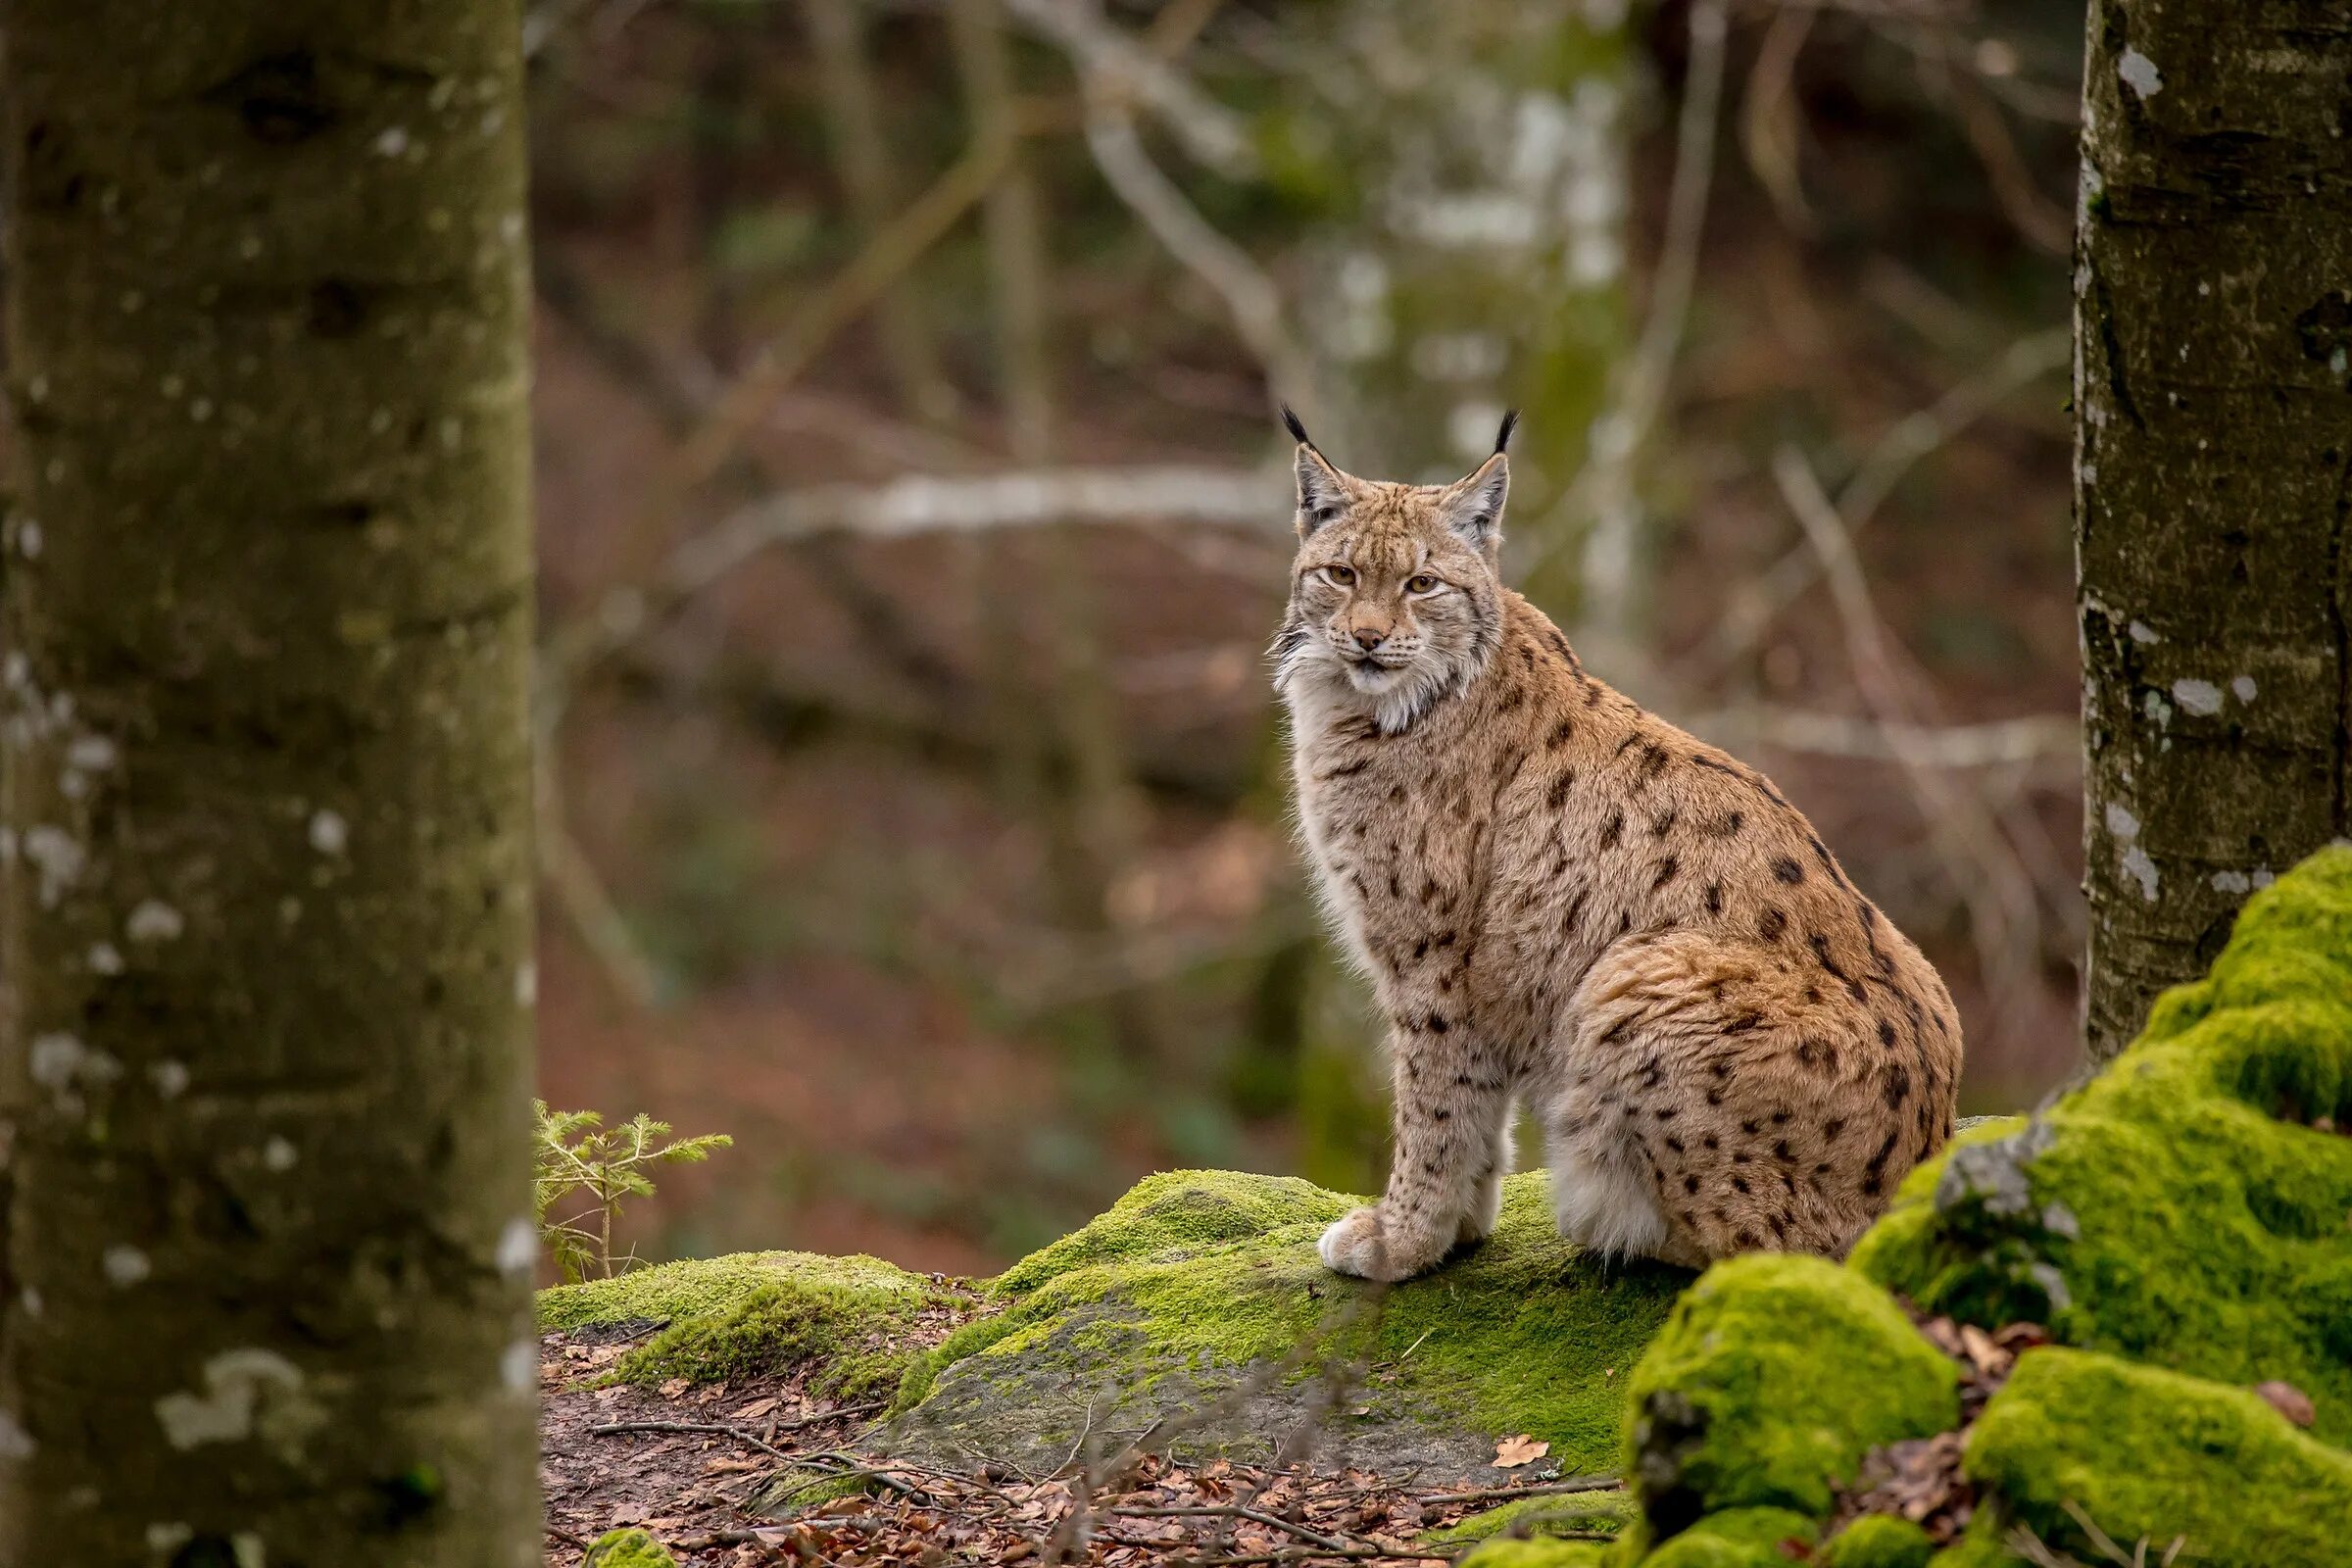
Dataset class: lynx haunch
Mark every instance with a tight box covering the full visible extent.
[1272,408,1962,1279]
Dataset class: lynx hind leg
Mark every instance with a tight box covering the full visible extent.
[1551,931,1873,1266]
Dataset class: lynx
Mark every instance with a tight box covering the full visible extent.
[1272,409,1962,1279]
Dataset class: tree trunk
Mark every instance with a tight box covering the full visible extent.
[804,0,959,423]
[2075,1,2352,1061]
[0,8,540,1563]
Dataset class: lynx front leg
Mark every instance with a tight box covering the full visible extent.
[1319,1028,1511,1282]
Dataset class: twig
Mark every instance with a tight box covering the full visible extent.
[1079,103,1319,427]
[1001,0,1255,176]
[590,1420,796,1462]
[1771,444,2044,1045]
[1684,325,2070,681]
[1108,1503,1354,1553]
[1682,706,2077,771]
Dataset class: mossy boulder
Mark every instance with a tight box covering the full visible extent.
[1627,1254,1956,1534]
[1854,844,2352,1447]
[1603,846,2352,1567]
[882,1167,1688,1486]
[1962,1347,2352,1564]
[1458,1541,1611,1568]
[540,1249,962,1398]
[579,1527,678,1568]
[1818,1514,1935,1568]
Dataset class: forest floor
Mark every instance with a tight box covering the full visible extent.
[536,1314,1624,1567]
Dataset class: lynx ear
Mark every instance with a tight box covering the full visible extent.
[1286,406,1354,537]
[1441,450,1509,551]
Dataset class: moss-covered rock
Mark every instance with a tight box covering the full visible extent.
[580,1527,678,1567]
[1818,1514,1935,1568]
[1627,1255,1956,1533]
[1640,1507,1815,1566]
[1853,845,2352,1447]
[883,1168,1687,1487]
[1457,1540,1612,1568]
[1963,1347,2352,1566]
[1428,1488,1639,1548]
[540,1249,964,1396]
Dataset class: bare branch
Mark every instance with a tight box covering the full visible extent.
[1002,0,1256,177]
[1686,325,2070,682]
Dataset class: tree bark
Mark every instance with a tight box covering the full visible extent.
[2075,1,2352,1061]
[0,7,540,1563]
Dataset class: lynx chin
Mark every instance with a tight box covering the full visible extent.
[1271,408,1962,1278]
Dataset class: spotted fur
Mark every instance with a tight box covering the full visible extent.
[1274,421,1963,1279]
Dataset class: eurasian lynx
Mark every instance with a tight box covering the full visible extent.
[1273,409,1962,1279]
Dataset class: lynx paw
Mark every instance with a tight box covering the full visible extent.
[1321,1203,1449,1281]
[1318,1205,1393,1279]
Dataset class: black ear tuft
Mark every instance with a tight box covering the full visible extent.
[1281,403,1315,450]
[1494,408,1520,456]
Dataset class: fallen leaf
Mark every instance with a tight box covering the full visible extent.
[1492,1434,1549,1469]
[732,1396,782,1421]
[658,1378,690,1397]
[2254,1380,2316,1428]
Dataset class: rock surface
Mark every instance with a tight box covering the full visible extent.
[885,1167,1686,1486]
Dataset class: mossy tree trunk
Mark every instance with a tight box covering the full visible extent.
[2074,1,2352,1061]
[0,7,540,1563]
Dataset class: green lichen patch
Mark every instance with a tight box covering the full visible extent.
[1852,845,2352,1447]
[882,1169,1687,1488]
[1627,1255,1957,1536]
[1962,1347,2352,1568]
[539,1250,968,1394]
[580,1526,679,1567]
[1818,1514,1935,1568]
[1426,1489,1638,1547]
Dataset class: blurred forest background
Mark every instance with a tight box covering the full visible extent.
[523,0,2090,1277]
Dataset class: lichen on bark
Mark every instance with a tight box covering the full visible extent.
[2074,0,2352,1061]
[0,6,539,1563]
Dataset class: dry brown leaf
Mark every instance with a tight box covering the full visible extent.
[657,1378,690,1397]
[2254,1379,2317,1428]
[1492,1434,1549,1468]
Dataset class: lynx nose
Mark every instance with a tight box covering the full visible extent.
[1351,626,1388,652]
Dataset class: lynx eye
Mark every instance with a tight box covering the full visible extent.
[1406,573,1440,594]
[1323,564,1357,587]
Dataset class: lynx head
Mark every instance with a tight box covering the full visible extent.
[1271,407,1513,732]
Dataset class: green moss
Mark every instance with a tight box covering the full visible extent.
[1641,1507,1816,1567]
[539,1250,922,1330]
[580,1527,678,1567]
[1428,1490,1638,1547]
[539,1250,963,1393]
[1457,1539,1614,1568]
[1964,1347,2352,1568]
[1626,1255,1957,1532]
[901,1169,1686,1478]
[990,1168,1352,1297]
[1819,1515,1936,1568]
[1851,846,2352,1447]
